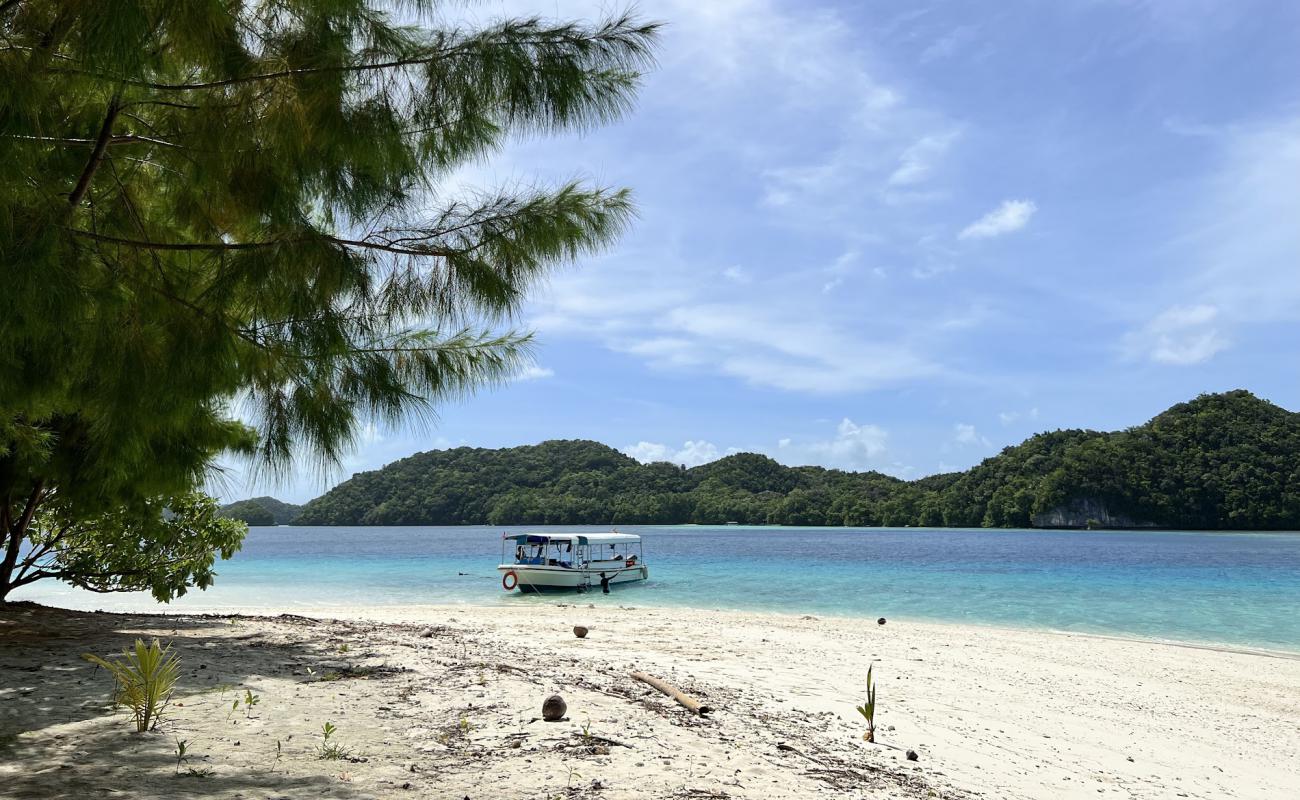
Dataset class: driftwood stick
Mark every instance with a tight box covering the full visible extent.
[630,671,713,715]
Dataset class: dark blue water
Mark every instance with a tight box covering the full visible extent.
[15,525,1300,651]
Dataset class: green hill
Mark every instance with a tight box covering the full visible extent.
[219,496,302,526]
[294,391,1300,530]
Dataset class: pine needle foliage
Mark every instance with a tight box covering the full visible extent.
[0,1,659,600]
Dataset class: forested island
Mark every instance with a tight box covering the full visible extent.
[227,391,1300,530]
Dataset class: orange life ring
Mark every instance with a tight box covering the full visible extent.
[502,570,518,591]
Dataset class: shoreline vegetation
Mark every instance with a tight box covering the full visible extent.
[229,390,1300,531]
[3,601,1297,800]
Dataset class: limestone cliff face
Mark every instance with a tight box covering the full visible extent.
[1031,498,1157,529]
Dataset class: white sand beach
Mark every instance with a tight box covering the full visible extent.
[2,601,1297,800]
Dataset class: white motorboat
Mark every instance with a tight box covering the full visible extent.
[498,532,649,593]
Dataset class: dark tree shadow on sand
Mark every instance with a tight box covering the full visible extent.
[0,603,374,799]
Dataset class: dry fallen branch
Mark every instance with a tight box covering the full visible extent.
[630,671,712,715]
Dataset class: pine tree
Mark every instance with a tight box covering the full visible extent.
[0,1,659,599]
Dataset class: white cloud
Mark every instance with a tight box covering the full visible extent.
[999,407,1040,426]
[959,199,1038,240]
[920,25,979,63]
[515,365,555,381]
[622,440,722,468]
[953,423,991,448]
[503,0,975,395]
[360,421,385,444]
[1124,304,1228,365]
[888,130,961,186]
[722,265,751,284]
[773,418,897,472]
[1114,117,1300,365]
[651,304,939,393]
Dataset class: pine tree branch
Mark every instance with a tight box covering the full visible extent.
[65,228,456,257]
[47,18,658,93]
[6,133,180,149]
[67,93,122,207]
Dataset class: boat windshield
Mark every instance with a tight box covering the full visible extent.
[510,540,576,568]
[502,533,645,570]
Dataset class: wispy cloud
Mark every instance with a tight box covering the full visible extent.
[1116,116,1300,364]
[1124,304,1228,365]
[515,365,555,381]
[920,25,980,63]
[888,131,962,186]
[953,423,992,448]
[722,265,751,284]
[959,199,1038,240]
[999,408,1039,426]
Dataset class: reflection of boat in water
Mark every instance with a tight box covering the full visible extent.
[497,532,649,592]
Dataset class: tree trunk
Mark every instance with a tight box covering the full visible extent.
[0,483,44,603]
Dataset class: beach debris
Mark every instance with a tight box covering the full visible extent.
[542,694,568,721]
[877,618,887,625]
[573,626,589,639]
[906,749,919,761]
[630,671,712,715]
[802,615,818,620]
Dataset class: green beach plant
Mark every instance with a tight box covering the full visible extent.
[82,638,181,732]
[174,738,190,775]
[243,690,260,718]
[856,665,878,743]
[317,721,351,761]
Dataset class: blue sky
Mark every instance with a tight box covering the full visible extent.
[216,0,1300,503]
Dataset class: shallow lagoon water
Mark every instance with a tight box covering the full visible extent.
[15,525,1300,651]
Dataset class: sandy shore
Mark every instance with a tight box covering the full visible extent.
[2,602,1297,800]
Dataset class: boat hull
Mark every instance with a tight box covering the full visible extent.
[497,564,649,592]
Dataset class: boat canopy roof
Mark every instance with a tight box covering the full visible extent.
[503,532,640,546]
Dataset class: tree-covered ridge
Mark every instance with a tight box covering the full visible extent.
[294,391,1300,530]
[219,497,302,526]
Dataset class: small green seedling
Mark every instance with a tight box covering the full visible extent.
[855,664,877,743]
[174,738,190,775]
[227,697,240,721]
[243,689,260,718]
[581,714,592,743]
[317,721,350,760]
[173,738,212,777]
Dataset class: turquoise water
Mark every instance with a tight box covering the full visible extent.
[14,525,1300,652]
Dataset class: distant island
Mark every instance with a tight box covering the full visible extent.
[223,391,1300,530]
[219,496,302,527]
